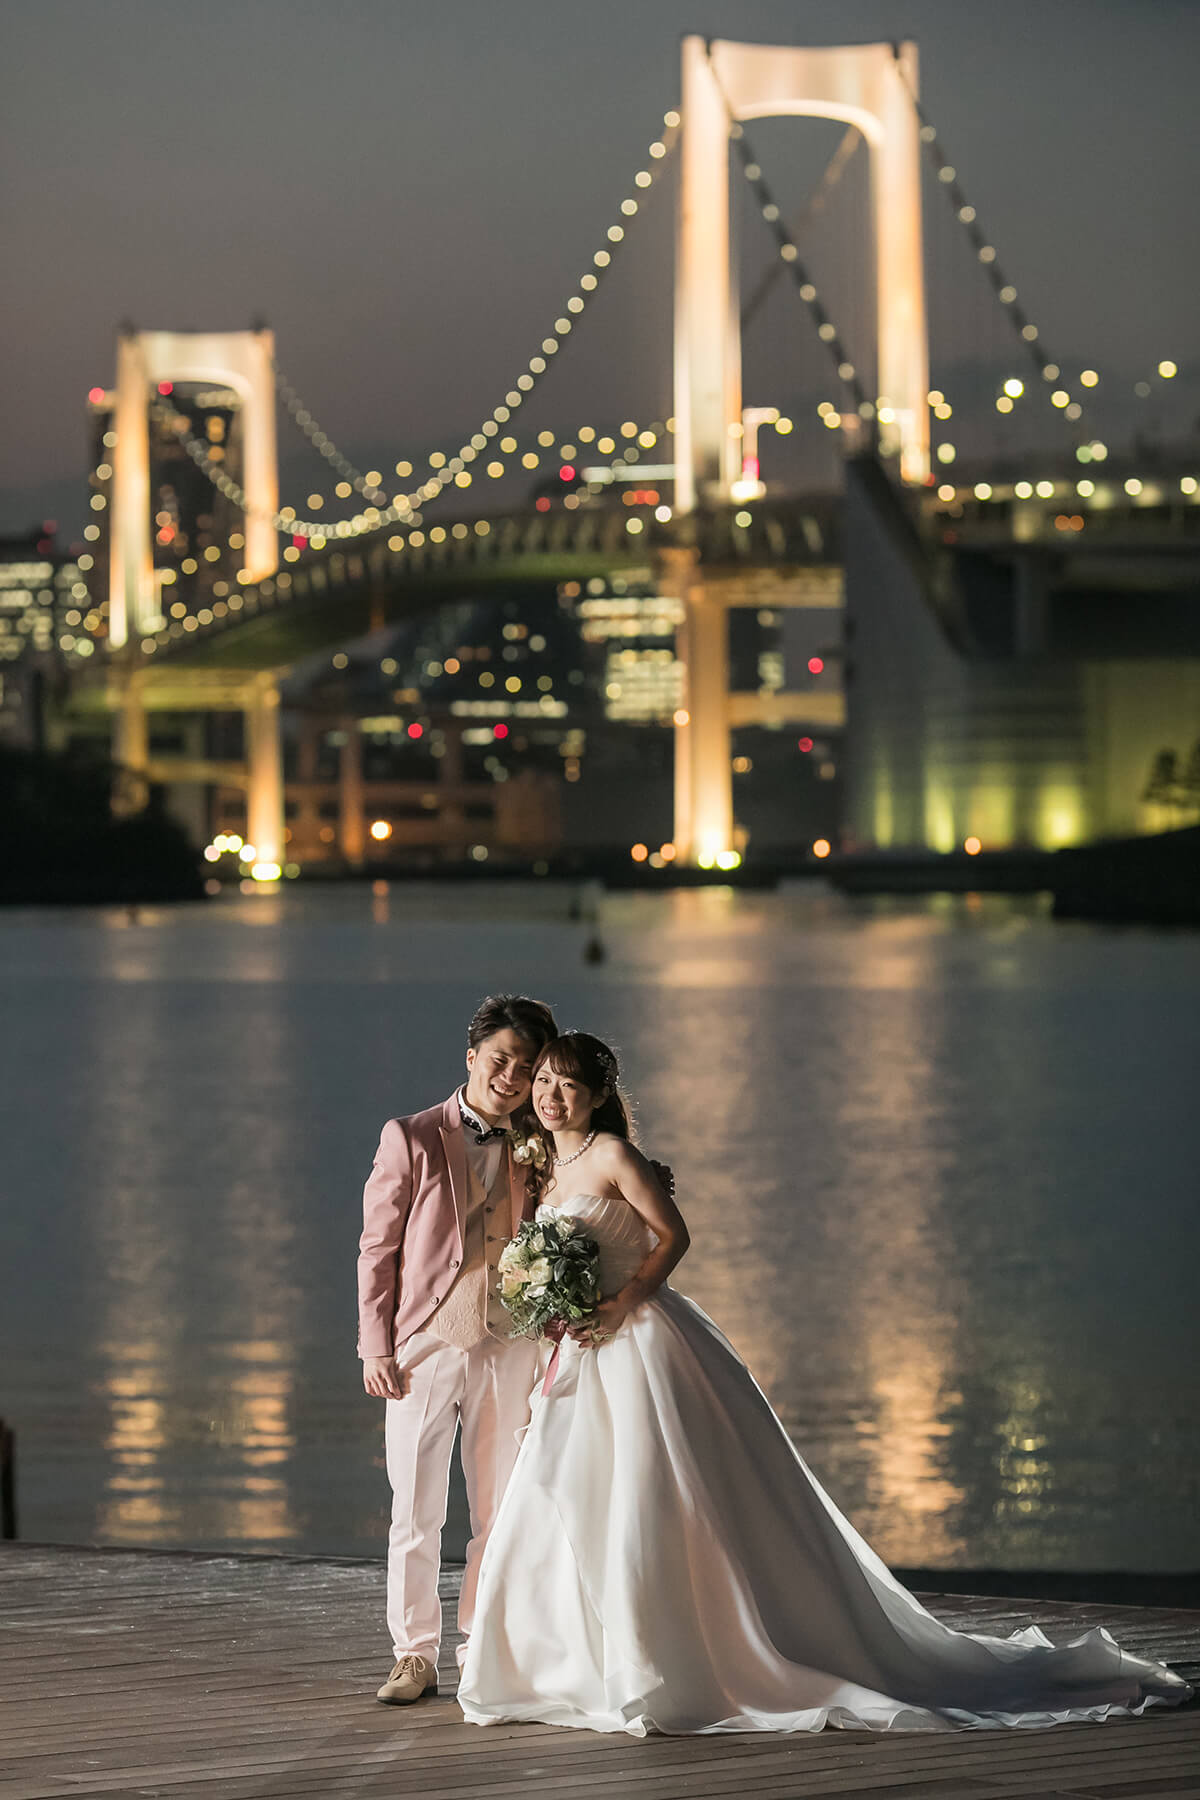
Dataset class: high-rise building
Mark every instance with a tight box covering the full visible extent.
[0,528,89,746]
[564,576,685,723]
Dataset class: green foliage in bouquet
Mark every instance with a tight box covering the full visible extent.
[497,1206,600,1338]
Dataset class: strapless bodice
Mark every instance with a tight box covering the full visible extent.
[537,1192,653,1291]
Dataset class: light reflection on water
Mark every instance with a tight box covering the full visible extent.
[1,882,1197,1571]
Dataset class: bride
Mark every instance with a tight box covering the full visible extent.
[457,1032,1192,1737]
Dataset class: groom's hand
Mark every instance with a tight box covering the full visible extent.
[362,1356,407,1400]
[649,1159,675,1200]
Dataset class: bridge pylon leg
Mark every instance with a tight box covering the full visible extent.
[339,722,365,868]
[665,549,734,865]
[245,677,285,870]
[112,671,150,816]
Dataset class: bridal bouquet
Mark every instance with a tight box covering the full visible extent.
[497,1206,600,1338]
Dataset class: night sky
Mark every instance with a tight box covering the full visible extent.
[3,0,1197,538]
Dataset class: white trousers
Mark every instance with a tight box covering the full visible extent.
[385,1329,540,1662]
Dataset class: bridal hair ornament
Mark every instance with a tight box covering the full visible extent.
[565,1032,620,1096]
[594,1044,619,1101]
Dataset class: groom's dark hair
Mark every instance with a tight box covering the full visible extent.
[468,993,558,1052]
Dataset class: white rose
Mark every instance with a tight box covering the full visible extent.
[526,1257,552,1287]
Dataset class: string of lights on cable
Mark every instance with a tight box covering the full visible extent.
[888,45,1084,431]
[273,364,389,504]
[157,406,669,564]
[168,111,682,545]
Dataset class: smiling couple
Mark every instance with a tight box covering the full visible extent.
[356,993,1190,1738]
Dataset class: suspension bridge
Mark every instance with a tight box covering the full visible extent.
[62,34,1200,874]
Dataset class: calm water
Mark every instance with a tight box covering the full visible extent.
[1,881,1198,1572]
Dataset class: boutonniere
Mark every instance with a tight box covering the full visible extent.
[509,1127,549,1171]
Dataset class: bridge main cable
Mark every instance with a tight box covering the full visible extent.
[168,111,681,543]
[888,42,1085,433]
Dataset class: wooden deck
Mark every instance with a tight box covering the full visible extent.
[1,1544,1197,1800]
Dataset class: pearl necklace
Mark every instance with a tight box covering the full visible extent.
[553,1128,596,1167]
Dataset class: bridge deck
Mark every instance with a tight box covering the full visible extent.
[1,1543,1197,1799]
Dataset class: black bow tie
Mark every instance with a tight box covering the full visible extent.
[464,1119,508,1146]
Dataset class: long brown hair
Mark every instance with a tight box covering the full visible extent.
[527,1031,632,1202]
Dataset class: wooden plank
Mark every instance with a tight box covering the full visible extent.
[0,1543,1194,1800]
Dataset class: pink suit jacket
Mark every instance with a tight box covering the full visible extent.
[356,1091,534,1360]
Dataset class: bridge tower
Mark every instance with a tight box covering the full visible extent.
[671,36,928,864]
[109,327,279,649]
[108,328,285,867]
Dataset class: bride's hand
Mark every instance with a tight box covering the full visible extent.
[568,1295,630,1345]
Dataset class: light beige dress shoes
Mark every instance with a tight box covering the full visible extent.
[376,1652,438,1704]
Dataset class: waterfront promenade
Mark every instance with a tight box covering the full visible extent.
[1,1543,1197,1799]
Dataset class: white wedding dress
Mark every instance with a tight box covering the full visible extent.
[457,1192,1192,1736]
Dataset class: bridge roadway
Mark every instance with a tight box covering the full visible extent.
[70,462,1200,868]
[106,493,845,676]
[88,461,1199,681]
[72,493,848,869]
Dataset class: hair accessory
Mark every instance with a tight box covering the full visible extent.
[566,1033,619,1080]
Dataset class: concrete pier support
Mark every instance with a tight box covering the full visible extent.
[339,723,365,867]
[664,549,734,863]
[112,674,150,815]
[293,716,322,857]
[439,721,467,857]
[245,677,284,868]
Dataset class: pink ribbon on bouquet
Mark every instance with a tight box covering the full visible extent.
[541,1317,567,1395]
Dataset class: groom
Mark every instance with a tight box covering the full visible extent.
[357,992,558,1704]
